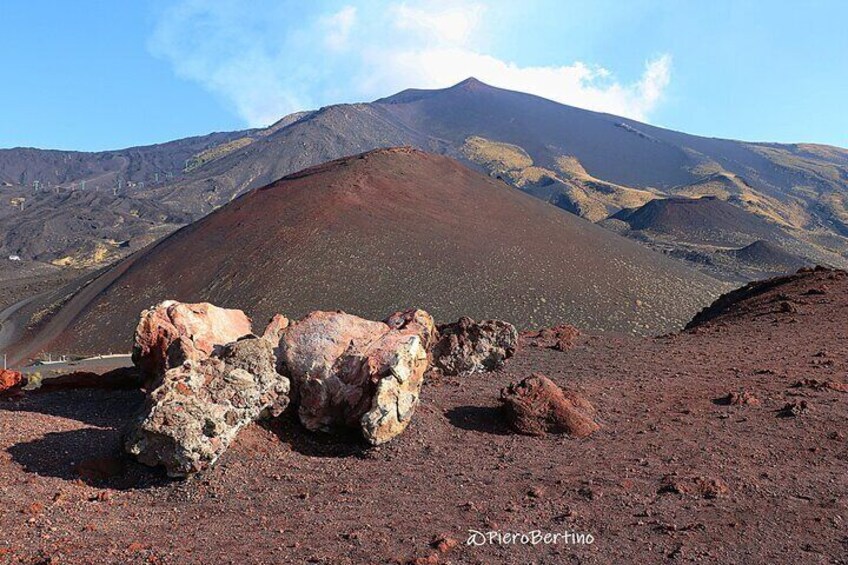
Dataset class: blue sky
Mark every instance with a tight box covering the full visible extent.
[1,0,846,151]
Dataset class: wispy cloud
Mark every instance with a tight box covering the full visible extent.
[150,0,672,127]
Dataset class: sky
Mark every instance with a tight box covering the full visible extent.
[1,0,846,151]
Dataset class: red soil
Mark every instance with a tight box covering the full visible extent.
[1,269,846,563]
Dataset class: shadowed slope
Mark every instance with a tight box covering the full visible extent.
[10,149,725,360]
[724,240,808,273]
[686,267,842,329]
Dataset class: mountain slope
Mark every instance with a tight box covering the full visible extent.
[2,78,847,275]
[6,149,726,361]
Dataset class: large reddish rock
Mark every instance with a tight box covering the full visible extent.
[431,317,518,375]
[278,309,433,444]
[126,337,290,477]
[500,374,600,437]
[277,311,388,383]
[132,300,253,382]
[0,369,24,396]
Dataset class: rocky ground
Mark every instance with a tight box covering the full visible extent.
[1,269,847,564]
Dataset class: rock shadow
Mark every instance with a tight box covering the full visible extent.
[444,405,510,435]
[7,427,170,490]
[263,416,370,459]
[0,387,145,428]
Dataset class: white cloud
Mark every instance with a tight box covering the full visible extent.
[150,0,672,126]
[321,6,357,52]
[391,1,486,46]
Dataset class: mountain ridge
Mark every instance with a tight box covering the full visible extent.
[1,78,846,278]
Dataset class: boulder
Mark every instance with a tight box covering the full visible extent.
[132,300,253,383]
[499,374,599,437]
[520,325,580,352]
[278,311,389,383]
[431,317,518,375]
[0,369,24,396]
[125,337,290,477]
[279,310,433,444]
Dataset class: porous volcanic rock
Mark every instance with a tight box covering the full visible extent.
[0,369,24,396]
[499,374,599,437]
[132,300,253,382]
[125,337,290,477]
[278,310,433,444]
[431,317,518,375]
[520,325,580,351]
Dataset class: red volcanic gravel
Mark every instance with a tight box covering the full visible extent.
[1,269,847,563]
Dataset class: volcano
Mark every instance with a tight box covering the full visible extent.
[8,148,725,360]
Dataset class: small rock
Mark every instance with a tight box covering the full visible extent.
[261,314,290,344]
[716,391,760,406]
[778,301,797,314]
[430,534,458,553]
[792,379,848,393]
[520,325,580,352]
[778,400,810,418]
[0,369,24,396]
[431,317,518,375]
[528,486,546,498]
[499,374,599,437]
[803,286,827,295]
[658,475,728,499]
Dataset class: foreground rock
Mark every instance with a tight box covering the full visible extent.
[126,337,289,477]
[132,300,253,383]
[431,317,518,375]
[279,309,433,445]
[500,374,599,437]
[0,369,24,397]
